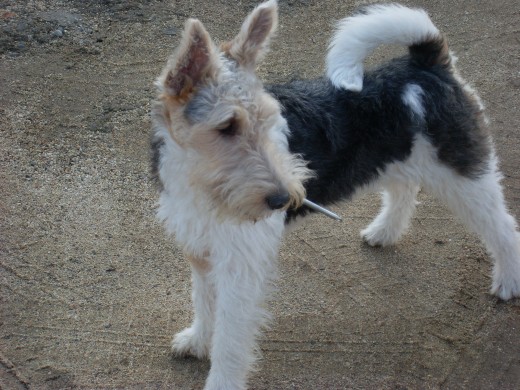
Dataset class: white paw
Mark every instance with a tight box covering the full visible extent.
[171,327,209,359]
[491,267,520,301]
[204,372,247,390]
[360,224,400,247]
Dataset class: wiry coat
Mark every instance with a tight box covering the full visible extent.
[150,2,520,389]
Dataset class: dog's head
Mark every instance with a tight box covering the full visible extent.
[154,0,312,222]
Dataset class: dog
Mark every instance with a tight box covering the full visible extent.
[150,1,520,388]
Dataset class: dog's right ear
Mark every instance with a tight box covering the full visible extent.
[160,19,219,101]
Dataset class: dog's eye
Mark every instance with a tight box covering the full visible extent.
[217,119,238,137]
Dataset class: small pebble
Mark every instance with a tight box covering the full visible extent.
[163,27,177,36]
[51,28,63,38]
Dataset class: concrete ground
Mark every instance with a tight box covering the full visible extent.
[1,0,519,389]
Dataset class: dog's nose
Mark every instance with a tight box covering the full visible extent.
[266,192,290,210]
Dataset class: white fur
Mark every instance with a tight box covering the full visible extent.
[326,4,440,91]
[171,264,214,359]
[156,119,287,390]
[402,83,425,120]
[361,181,420,246]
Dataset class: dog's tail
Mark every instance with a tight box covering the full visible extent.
[326,4,450,91]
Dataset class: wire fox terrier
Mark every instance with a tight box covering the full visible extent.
[150,1,520,388]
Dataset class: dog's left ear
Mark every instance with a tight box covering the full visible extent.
[223,0,278,69]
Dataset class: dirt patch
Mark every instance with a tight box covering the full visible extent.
[1,0,519,389]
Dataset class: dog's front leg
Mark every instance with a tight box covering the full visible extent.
[204,249,276,390]
[172,254,215,359]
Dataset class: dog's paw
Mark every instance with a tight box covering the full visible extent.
[204,372,247,390]
[360,225,400,247]
[172,327,209,359]
[491,268,520,301]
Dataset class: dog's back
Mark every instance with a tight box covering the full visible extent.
[268,4,490,219]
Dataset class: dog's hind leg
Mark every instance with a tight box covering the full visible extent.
[361,180,420,247]
[172,254,215,359]
[422,155,520,300]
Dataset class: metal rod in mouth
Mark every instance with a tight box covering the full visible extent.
[302,198,342,221]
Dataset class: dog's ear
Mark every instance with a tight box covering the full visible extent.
[161,19,219,100]
[223,0,278,69]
